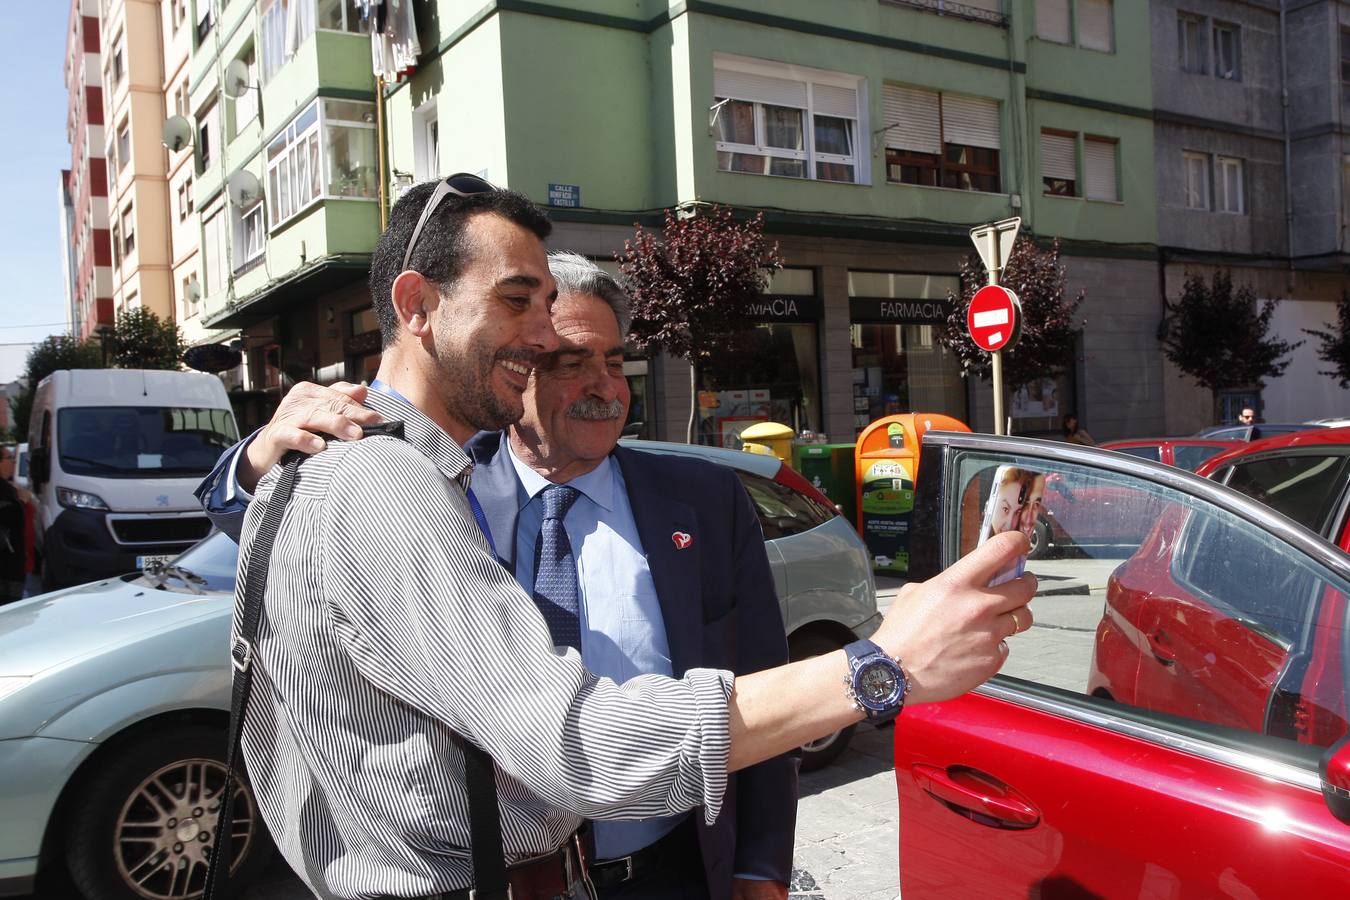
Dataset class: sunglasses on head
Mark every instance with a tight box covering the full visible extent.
[401,173,499,273]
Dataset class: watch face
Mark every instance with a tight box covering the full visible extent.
[858,659,901,706]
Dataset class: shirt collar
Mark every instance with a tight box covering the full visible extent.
[504,433,616,512]
[363,381,474,485]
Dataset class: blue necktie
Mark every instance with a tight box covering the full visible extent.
[532,485,582,649]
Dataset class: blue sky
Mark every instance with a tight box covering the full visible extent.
[0,5,78,380]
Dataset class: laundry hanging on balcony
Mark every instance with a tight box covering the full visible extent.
[355,0,421,82]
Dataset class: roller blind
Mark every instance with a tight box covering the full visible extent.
[882,84,940,154]
[812,83,859,119]
[1084,138,1118,201]
[941,95,1001,150]
[1036,0,1071,44]
[1041,132,1077,181]
[714,69,807,109]
[1078,0,1114,52]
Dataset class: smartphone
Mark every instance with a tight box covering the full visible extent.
[977,464,1047,587]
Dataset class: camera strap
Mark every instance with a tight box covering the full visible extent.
[205,434,510,899]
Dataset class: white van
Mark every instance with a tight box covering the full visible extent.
[26,370,238,590]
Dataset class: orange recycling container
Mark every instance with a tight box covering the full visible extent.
[855,413,971,575]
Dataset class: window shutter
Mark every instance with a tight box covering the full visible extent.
[812,83,858,120]
[941,95,1000,150]
[1036,0,1071,43]
[882,84,940,155]
[1078,0,1114,52]
[714,68,807,109]
[1041,132,1077,181]
[1084,138,1118,201]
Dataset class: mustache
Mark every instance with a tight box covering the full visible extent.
[496,348,542,369]
[566,398,625,421]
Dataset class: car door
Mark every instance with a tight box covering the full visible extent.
[896,433,1350,898]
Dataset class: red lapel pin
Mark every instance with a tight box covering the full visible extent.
[672,531,692,550]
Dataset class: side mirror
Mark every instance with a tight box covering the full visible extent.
[1321,736,1350,824]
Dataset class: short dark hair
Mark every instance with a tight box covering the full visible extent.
[368,181,553,347]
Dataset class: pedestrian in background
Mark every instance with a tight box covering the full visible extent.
[0,447,26,604]
[1062,413,1095,446]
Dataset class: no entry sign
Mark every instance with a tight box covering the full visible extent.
[966,285,1021,353]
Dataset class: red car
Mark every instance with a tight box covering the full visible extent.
[1101,437,1241,472]
[896,432,1350,897]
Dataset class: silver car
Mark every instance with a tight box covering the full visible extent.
[0,442,878,900]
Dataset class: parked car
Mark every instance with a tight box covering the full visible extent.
[0,441,878,900]
[1100,436,1240,472]
[895,433,1350,897]
[1305,416,1350,428]
[1194,421,1323,441]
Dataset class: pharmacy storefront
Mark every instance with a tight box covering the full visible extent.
[848,271,968,433]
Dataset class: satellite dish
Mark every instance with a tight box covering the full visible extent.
[185,279,202,302]
[161,116,193,152]
[223,59,251,99]
[227,170,262,207]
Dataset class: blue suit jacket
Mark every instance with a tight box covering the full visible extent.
[198,431,798,898]
[465,432,797,898]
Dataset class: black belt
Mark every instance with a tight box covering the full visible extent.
[392,829,594,900]
[587,819,698,891]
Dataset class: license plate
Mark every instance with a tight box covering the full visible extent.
[137,554,174,570]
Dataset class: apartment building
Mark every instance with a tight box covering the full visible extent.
[1152,0,1350,431]
[101,0,176,321]
[61,0,113,342]
[192,0,380,427]
[379,0,1162,442]
[161,0,207,345]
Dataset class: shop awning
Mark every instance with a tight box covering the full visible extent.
[203,254,372,330]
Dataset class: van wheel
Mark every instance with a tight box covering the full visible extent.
[65,725,273,900]
[790,633,856,771]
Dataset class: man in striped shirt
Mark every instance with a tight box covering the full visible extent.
[219,179,1036,900]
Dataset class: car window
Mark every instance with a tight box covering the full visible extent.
[1172,444,1228,472]
[1204,426,1247,440]
[735,470,834,540]
[1112,445,1161,463]
[165,530,238,593]
[1224,454,1350,534]
[951,450,1349,750]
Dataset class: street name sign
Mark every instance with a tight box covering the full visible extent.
[966,285,1021,353]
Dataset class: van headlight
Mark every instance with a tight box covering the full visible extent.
[57,487,109,510]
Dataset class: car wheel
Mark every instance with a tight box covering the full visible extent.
[65,725,273,900]
[790,633,856,771]
[1025,516,1052,560]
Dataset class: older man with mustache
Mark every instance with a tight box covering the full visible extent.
[199,252,799,900]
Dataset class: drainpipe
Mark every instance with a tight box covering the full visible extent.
[1280,1,1295,292]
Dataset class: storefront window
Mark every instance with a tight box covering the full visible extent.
[696,322,821,448]
[1011,373,1075,436]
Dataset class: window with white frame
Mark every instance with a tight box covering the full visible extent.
[234,198,265,270]
[198,99,219,172]
[1183,151,1210,209]
[713,56,863,184]
[1216,156,1244,213]
[413,101,440,181]
[202,207,228,294]
[116,120,130,171]
[317,0,365,32]
[1036,0,1071,44]
[881,84,1001,192]
[1083,136,1118,201]
[260,0,316,83]
[111,33,125,85]
[233,48,259,134]
[121,204,135,256]
[177,179,190,221]
[111,221,121,267]
[181,273,200,318]
[1213,22,1240,80]
[196,0,214,43]
[1041,130,1077,195]
[175,82,189,121]
[266,99,378,229]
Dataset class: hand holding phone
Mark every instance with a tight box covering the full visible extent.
[977,465,1046,587]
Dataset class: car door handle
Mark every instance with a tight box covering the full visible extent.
[1148,630,1176,666]
[911,764,1040,828]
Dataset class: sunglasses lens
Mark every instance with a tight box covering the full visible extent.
[446,173,495,196]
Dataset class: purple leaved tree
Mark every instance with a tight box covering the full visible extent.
[619,206,783,442]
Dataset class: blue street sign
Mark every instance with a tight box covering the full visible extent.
[548,183,581,208]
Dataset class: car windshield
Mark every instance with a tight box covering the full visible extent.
[159,530,239,593]
[58,406,237,477]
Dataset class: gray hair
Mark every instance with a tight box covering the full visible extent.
[546,251,632,335]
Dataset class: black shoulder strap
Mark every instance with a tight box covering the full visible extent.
[204,431,510,900]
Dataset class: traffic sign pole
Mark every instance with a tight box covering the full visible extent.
[969,218,1021,436]
[989,236,1005,436]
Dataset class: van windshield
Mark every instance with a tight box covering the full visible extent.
[58,407,238,477]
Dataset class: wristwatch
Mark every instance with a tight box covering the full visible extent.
[844,639,908,723]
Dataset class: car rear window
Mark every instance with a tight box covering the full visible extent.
[735,470,834,540]
[1172,444,1229,472]
[1224,454,1350,535]
[1113,445,1162,463]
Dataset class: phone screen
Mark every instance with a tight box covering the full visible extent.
[976,464,1046,586]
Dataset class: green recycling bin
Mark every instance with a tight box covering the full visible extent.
[795,443,857,526]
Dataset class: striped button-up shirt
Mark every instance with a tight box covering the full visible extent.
[233,388,733,900]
